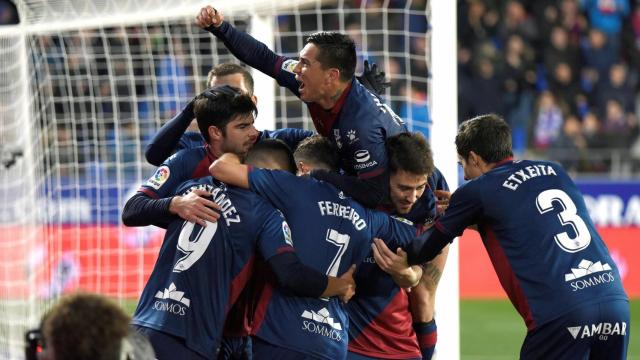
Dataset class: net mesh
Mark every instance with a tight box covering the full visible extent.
[0,0,431,356]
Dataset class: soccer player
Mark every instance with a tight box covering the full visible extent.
[209,148,437,360]
[145,63,315,167]
[128,164,356,359]
[293,133,450,360]
[387,114,629,359]
[196,5,406,208]
[124,85,263,359]
[123,85,257,229]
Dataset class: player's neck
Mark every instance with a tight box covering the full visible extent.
[317,81,350,110]
[209,142,224,159]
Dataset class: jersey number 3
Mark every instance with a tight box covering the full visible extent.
[536,189,591,253]
[173,221,218,272]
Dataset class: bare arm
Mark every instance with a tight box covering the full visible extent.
[209,153,250,189]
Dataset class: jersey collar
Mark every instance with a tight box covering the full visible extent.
[309,80,353,136]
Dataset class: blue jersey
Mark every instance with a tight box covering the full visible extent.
[247,169,421,360]
[138,146,214,199]
[209,22,407,178]
[347,168,449,358]
[175,129,314,153]
[132,177,295,358]
[435,159,628,330]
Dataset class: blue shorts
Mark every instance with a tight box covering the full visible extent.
[520,299,630,360]
[218,336,252,360]
[131,325,210,360]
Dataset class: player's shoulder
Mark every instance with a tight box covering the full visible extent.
[174,176,216,197]
[250,167,300,186]
[429,166,449,190]
[166,145,208,164]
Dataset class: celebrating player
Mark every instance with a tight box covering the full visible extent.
[390,114,629,359]
[209,144,447,360]
[291,133,449,360]
[129,168,356,359]
[145,63,315,167]
[196,5,406,208]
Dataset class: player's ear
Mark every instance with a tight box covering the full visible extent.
[468,151,480,167]
[297,161,309,176]
[326,68,340,82]
[209,125,223,141]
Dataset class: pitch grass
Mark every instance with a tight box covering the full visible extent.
[460,299,639,360]
[122,299,639,359]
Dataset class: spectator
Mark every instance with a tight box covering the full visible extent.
[29,292,154,360]
[602,99,639,148]
[502,33,536,154]
[561,0,589,46]
[594,63,636,116]
[532,91,564,151]
[462,57,504,118]
[497,0,538,45]
[581,28,618,88]
[580,0,629,55]
[550,115,587,172]
[549,62,582,114]
[544,26,581,78]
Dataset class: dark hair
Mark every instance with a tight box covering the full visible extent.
[207,63,254,95]
[193,85,257,143]
[386,132,434,176]
[455,113,513,163]
[305,32,356,82]
[293,135,340,172]
[245,139,297,174]
[41,292,131,360]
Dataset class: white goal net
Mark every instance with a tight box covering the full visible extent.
[0,0,456,358]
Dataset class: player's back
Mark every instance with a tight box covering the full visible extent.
[442,159,628,329]
[248,168,417,360]
[327,80,407,177]
[132,177,291,358]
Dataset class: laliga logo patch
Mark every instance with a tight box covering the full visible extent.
[282,221,293,246]
[146,166,170,190]
[282,59,298,74]
[354,150,371,163]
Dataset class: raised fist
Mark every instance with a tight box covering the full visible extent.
[196,5,224,29]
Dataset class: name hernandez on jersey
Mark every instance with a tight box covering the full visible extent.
[132,178,294,358]
[182,183,241,226]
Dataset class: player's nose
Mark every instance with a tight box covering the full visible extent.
[248,126,259,140]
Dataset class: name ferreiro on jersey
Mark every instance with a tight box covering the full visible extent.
[502,163,557,191]
[317,201,367,230]
[183,184,241,226]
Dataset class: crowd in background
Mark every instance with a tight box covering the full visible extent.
[458,0,640,175]
[2,0,640,176]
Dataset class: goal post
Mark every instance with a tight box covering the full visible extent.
[0,1,459,358]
